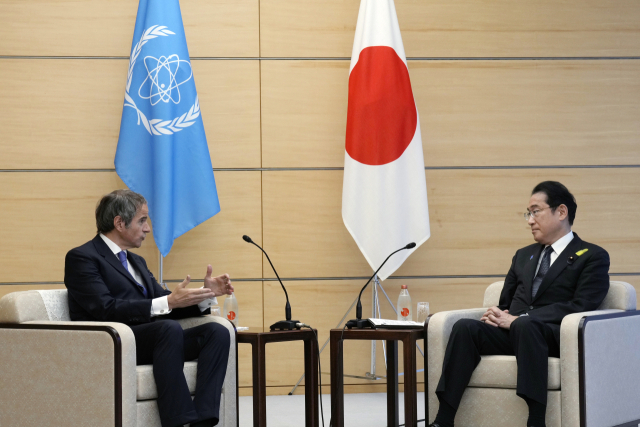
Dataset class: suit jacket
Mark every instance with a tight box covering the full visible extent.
[65,235,205,325]
[498,233,610,343]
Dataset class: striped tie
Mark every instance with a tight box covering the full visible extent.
[117,251,147,298]
[532,246,553,298]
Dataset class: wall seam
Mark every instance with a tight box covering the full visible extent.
[3,272,638,285]
[258,0,266,332]
[3,56,640,61]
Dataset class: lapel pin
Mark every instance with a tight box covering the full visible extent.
[568,249,588,265]
[530,255,534,260]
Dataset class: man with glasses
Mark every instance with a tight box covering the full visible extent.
[430,181,610,427]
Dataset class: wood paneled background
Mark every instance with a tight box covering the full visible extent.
[2,0,639,397]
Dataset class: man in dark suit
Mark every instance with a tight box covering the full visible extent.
[430,181,610,427]
[65,189,234,427]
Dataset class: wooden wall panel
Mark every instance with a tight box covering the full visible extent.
[0,59,260,169]
[262,169,640,279]
[416,60,640,167]
[261,61,349,168]
[163,171,263,280]
[0,0,259,57]
[0,172,158,283]
[261,60,640,168]
[0,171,259,282]
[261,0,640,58]
[0,59,127,169]
[193,60,261,168]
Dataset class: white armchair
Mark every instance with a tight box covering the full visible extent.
[0,289,238,427]
[427,281,640,427]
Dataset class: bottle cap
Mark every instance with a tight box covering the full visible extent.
[401,285,408,289]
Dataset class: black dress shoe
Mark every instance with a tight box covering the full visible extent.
[428,423,443,427]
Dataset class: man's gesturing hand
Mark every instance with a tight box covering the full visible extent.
[480,306,518,330]
[167,275,216,310]
[203,265,234,297]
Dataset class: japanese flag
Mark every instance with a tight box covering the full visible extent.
[342,0,430,281]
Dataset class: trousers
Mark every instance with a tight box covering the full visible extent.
[435,316,559,408]
[131,319,231,427]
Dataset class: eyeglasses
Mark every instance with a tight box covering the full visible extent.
[523,206,554,220]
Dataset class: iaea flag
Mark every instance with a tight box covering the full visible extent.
[115,0,220,257]
[342,0,430,281]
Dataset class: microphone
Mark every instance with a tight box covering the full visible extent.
[242,235,300,331]
[346,242,416,329]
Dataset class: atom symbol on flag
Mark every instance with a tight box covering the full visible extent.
[138,54,193,105]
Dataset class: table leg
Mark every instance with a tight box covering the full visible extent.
[423,335,428,424]
[330,332,344,427]
[386,339,399,427]
[252,337,267,427]
[403,336,418,427]
[304,336,319,427]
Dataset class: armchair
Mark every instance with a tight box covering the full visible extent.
[427,281,640,427]
[0,289,238,427]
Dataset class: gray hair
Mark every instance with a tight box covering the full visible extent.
[95,190,147,234]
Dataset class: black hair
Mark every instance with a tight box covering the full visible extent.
[95,190,147,234]
[531,181,577,225]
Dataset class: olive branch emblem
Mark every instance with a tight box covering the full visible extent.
[124,25,200,136]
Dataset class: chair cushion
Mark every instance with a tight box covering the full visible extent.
[468,355,561,390]
[599,281,637,310]
[137,361,198,400]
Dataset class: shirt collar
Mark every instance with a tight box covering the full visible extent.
[100,233,125,256]
[548,230,574,255]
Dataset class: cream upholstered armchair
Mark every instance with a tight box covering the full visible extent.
[0,289,238,427]
[427,281,640,427]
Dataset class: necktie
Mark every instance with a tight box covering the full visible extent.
[532,246,553,298]
[117,251,147,298]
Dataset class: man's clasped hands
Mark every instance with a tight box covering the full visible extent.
[480,306,519,329]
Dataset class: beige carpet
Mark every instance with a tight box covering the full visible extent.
[238,392,426,427]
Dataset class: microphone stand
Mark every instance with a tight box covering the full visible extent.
[242,235,300,331]
[346,242,416,329]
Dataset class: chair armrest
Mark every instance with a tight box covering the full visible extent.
[427,308,486,423]
[176,316,238,427]
[0,320,138,427]
[560,310,640,427]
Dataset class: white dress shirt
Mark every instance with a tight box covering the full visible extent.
[534,230,574,276]
[99,234,216,316]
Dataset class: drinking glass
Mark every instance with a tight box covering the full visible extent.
[211,306,222,317]
[416,302,430,323]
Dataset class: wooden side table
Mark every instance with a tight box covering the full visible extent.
[238,328,319,427]
[330,327,427,427]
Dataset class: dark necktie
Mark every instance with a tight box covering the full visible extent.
[532,246,553,298]
[117,251,148,298]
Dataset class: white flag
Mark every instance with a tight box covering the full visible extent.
[342,0,430,281]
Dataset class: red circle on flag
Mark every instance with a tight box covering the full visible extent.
[345,46,417,166]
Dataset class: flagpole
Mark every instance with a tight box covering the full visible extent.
[159,253,164,287]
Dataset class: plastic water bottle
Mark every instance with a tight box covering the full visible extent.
[397,285,412,321]
[224,292,238,326]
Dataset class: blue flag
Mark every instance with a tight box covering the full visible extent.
[116,0,220,257]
